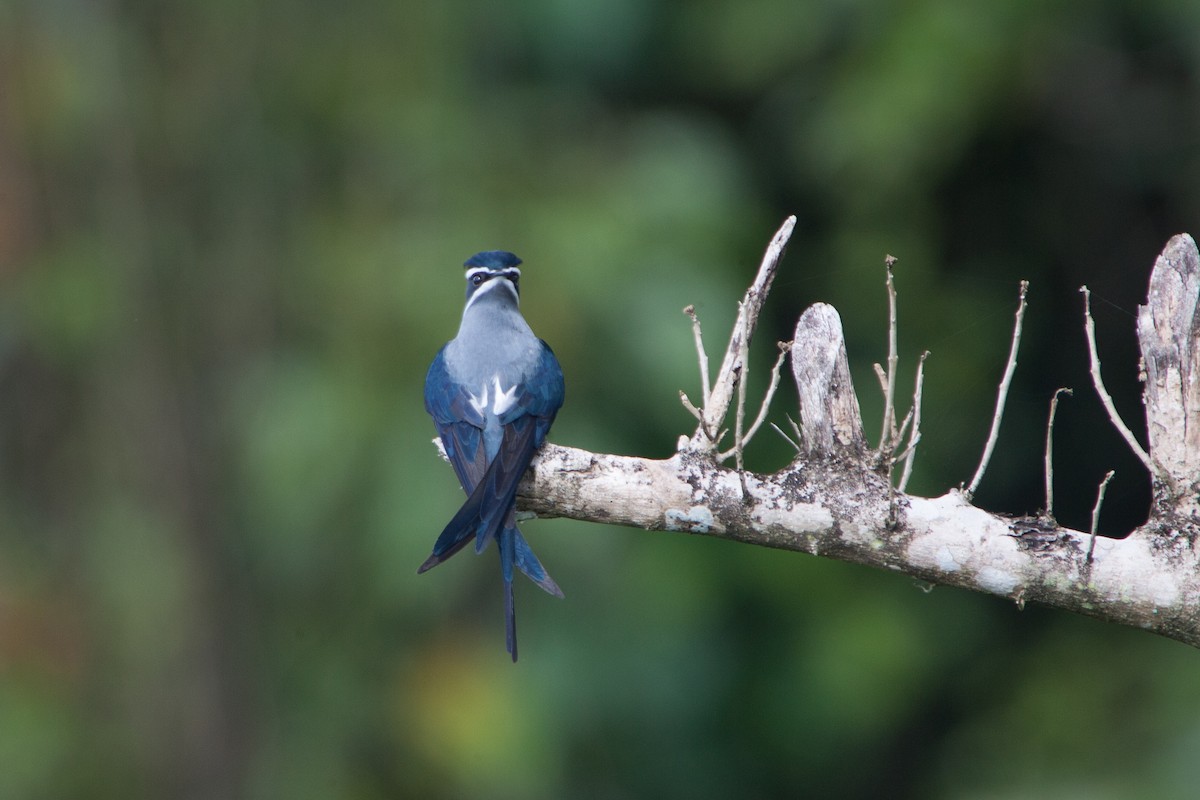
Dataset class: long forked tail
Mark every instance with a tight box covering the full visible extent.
[504,578,517,662]
[501,527,517,662]
[511,526,564,598]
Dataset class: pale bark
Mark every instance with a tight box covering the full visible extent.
[510,223,1200,649]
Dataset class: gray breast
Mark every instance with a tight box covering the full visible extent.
[445,303,540,406]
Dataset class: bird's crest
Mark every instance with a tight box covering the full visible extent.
[464,251,522,270]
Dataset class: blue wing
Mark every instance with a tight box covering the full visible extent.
[419,342,564,582]
[421,342,564,661]
[419,413,542,569]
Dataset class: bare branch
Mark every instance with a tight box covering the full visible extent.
[454,228,1200,651]
[683,305,712,407]
[732,327,749,484]
[720,341,790,460]
[897,350,929,493]
[966,280,1030,499]
[785,413,804,448]
[697,216,795,446]
[769,421,801,454]
[1087,470,1115,563]
[1043,387,1073,519]
[1081,286,1157,478]
[894,407,914,449]
[880,255,900,450]
[679,391,711,440]
[517,442,1200,649]
[744,342,790,447]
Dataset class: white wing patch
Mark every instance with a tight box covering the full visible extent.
[467,383,489,416]
[491,375,519,416]
[467,375,520,416]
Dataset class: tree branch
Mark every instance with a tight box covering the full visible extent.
[517,443,1200,648]
[495,228,1200,650]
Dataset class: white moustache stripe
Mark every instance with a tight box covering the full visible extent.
[464,277,518,311]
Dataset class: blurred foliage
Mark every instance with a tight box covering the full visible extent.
[1,0,1199,798]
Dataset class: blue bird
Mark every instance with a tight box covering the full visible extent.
[420,251,565,661]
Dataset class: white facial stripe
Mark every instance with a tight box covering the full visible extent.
[465,267,521,280]
[463,273,519,312]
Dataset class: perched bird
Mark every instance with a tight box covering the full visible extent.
[420,251,565,661]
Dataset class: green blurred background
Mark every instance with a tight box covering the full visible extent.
[3,1,1200,798]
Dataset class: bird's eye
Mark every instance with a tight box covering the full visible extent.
[471,273,485,287]
[510,275,519,287]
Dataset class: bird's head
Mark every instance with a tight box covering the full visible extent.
[463,250,522,310]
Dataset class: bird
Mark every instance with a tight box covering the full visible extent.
[419,250,565,661]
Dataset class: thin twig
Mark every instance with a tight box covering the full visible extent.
[966,280,1030,499]
[733,332,749,477]
[680,391,711,440]
[893,435,920,467]
[873,363,888,396]
[684,305,711,407]
[1080,286,1157,477]
[744,341,790,446]
[898,350,929,493]
[731,319,753,496]
[894,408,914,450]
[1043,387,1073,519]
[770,421,802,454]
[890,407,913,501]
[880,255,899,451]
[785,413,804,447]
[880,257,901,528]
[1087,469,1115,563]
[719,341,790,460]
